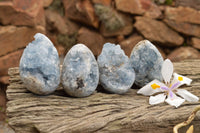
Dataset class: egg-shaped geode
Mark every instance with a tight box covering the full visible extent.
[97,43,135,94]
[61,44,99,97]
[19,33,60,95]
[129,40,164,87]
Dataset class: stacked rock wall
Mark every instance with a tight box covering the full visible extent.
[0,0,200,84]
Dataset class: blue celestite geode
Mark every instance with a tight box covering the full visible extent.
[97,43,135,94]
[129,40,163,87]
[19,33,60,95]
[61,44,99,97]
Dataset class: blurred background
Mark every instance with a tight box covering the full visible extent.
[0,0,200,128]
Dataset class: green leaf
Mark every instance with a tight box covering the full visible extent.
[165,0,173,5]
[5,119,9,123]
[183,42,188,46]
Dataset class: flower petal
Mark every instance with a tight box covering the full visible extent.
[161,59,173,84]
[171,73,192,89]
[137,79,166,96]
[170,81,181,90]
[176,89,199,102]
[169,90,174,98]
[165,93,185,108]
[149,93,166,105]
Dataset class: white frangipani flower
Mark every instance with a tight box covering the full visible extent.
[137,59,199,108]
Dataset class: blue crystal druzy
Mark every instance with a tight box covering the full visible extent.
[97,43,135,94]
[61,44,99,97]
[19,33,60,95]
[130,40,163,87]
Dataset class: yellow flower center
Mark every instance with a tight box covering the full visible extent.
[151,83,160,89]
[169,84,172,87]
[178,76,183,81]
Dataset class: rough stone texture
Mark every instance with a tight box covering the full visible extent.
[104,37,118,44]
[64,18,80,35]
[45,34,59,48]
[63,0,99,28]
[61,44,99,97]
[0,122,15,133]
[0,0,45,27]
[0,76,9,84]
[6,60,200,133]
[0,25,45,57]
[164,19,200,38]
[20,33,60,95]
[175,0,200,11]
[55,45,65,56]
[92,0,112,6]
[130,40,163,87]
[116,35,125,43]
[56,33,77,53]
[77,27,105,56]
[165,6,200,25]
[143,2,162,19]
[115,0,148,15]
[159,5,166,12]
[0,49,23,76]
[100,13,133,37]
[43,0,53,8]
[115,0,161,18]
[97,43,135,94]
[156,45,166,59]
[134,17,184,47]
[190,37,200,50]
[120,35,144,57]
[45,9,69,34]
[95,4,125,32]
[168,47,200,62]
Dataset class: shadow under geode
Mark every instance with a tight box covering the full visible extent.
[51,83,140,98]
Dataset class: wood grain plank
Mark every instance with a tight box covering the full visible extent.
[6,60,200,133]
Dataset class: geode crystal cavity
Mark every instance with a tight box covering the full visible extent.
[19,33,60,95]
[97,43,135,94]
[130,40,163,87]
[61,44,99,97]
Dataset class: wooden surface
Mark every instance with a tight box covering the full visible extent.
[6,60,200,133]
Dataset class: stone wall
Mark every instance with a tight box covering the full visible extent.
[0,0,200,84]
